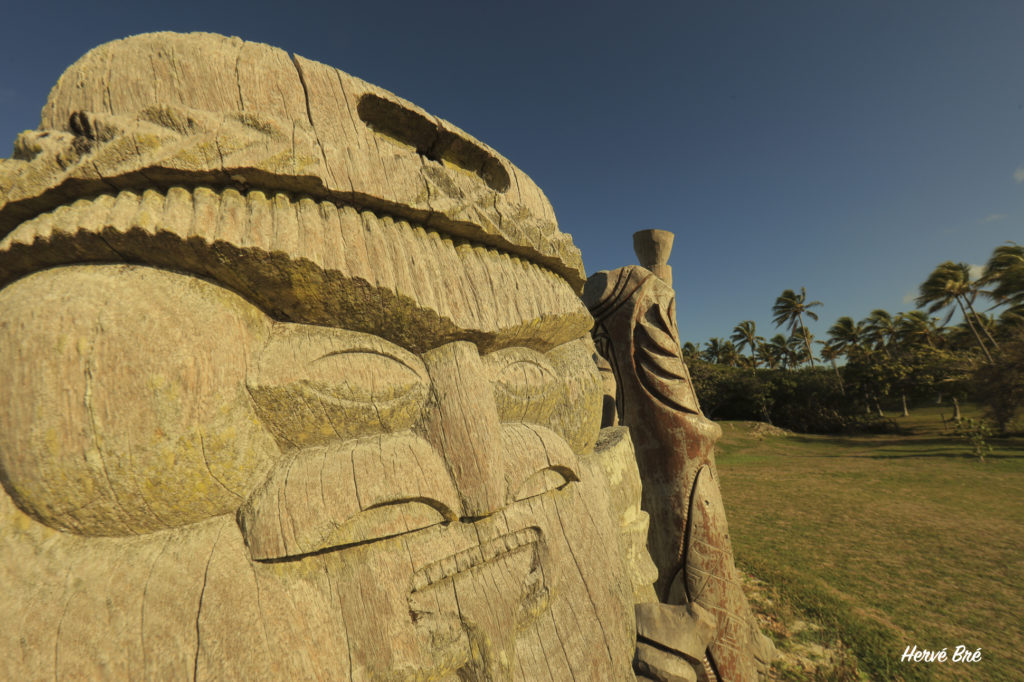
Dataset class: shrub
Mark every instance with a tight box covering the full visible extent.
[953,418,994,461]
[688,361,893,434]
[971,331,1024,433]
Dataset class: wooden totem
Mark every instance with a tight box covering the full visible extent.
[584,230,774,681]
[0,32,660,680]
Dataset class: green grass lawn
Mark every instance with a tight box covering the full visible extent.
[715,405,1024,681]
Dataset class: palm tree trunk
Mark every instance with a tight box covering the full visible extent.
[797,315,816,368]
[963,298,1000,351]
[955,296,994,362]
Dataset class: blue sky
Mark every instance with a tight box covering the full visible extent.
[1,1,1021,348]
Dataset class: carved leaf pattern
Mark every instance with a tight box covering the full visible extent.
[633,302,698,414]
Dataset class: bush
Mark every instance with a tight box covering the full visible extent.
[953,418,994,461]
[971,330,1024,433]
[687,362,770,421]
[688,361,896,434]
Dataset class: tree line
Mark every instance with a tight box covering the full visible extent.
[685,243,1024,433]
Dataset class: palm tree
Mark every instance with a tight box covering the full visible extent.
[984,245,1024,343]
[915,262,995,362]
[982,242,1024,308]
[817,341,845,394]
[756,341,781,369]
[827,316,865,357]
[702,338,725,364]
[772,288,823,368]
[998,304,1024,331]
[862,309,898,357]
[766,334,791,369]
[730,320,764,366]
[964,311,998,344]
[787,331,812,367]
[719,341,742,367]
[896,310,941,349]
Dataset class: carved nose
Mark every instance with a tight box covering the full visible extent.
[421,341,506,518]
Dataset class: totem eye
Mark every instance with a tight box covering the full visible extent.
[248,325,430,448]
[484,348,562,424]
[496,358,557,390]
[311,349,426,404]
[486,348,558,392]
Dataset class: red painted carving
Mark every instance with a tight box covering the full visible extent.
[584,261,771,682]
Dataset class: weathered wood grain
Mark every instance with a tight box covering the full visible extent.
[3,32,584,290]
[0,32,657,680]
[585,259,777,681]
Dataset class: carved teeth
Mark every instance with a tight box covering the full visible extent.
[411,573,429,592]
[483,540,501,562]
[410,528,540,592]
[427,562,446,585]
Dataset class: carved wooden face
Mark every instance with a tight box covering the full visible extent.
[0,32,645,679]
[0,261,638,678]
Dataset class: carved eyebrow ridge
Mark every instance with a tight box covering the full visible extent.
[0,186,591,353]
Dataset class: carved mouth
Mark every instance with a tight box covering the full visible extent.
[406,526,549,677]
[410,527,541,593]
